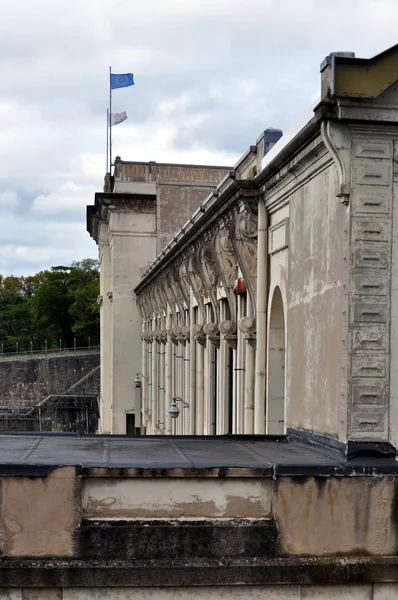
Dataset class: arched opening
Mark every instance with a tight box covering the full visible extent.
[266,286,286,434]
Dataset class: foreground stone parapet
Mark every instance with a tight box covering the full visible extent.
[0,467,79,557]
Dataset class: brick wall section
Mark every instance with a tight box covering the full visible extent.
[0,352,100,406]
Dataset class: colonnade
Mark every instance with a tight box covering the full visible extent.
[136,201,287,436]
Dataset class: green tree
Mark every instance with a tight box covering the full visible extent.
[0,259,100,353]
[68,259,100,345]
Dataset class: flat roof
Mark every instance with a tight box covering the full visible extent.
[0,433,396,476]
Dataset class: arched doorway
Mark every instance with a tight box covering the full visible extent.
[266,286,286,434]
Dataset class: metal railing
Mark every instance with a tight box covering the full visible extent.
[0,345,100,359]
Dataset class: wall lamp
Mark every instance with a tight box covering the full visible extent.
[168,397,189,419]
[134,373,148,389]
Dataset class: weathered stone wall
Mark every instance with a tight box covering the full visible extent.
[0,395,99,433]
[158,183,222,251]
[1,466,398,590]
[0,352,100,406]
[1,584,396,598]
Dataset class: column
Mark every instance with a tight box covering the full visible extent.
[158,323,166,434]
[254,198,268,433]
[189,302,197,435]
[151,316,158,434]
[99,230,112,434]
[165,311,173,435]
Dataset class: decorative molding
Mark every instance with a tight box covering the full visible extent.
[230,209,258,311]
[269,218,289,255]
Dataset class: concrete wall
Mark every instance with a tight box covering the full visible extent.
[287,160,346,439]
[2,585,397,598]
[1,466,398,590]
[0,352,100,407]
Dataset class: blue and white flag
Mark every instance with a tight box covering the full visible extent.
[110,111,128,126]
[110,73,134,89]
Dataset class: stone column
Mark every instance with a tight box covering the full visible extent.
[239,313,256,434]
[254,198,268,433]
[188,303,197,435]
[98,225,112,433]
[140,327,147,433]
[193,323,205,435]
[147,334,153,432]
[165,312,173,435]
[151,318,158,434]
[235,294,245,434]
[158,327,166,434]
[218,314,236,434]
[182,322,191,434]
[203,319,219,435]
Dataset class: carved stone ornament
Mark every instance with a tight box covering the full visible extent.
[192,324,206,346]
[230,210,258,311]
[174,326,186,345]
[238,316,256,348]
[155,330,167,344]
[181,325,191,341]
[165,270,184,316]
[200,243,220,322]
[168,328,178,345]
[219,319,237,349]
[161,274,177,317]
[214,228,238,319]
[188,253,206,314]
[203,322,220,348]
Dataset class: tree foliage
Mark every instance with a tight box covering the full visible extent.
[0,259,100,353]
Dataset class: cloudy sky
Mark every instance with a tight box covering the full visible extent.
[0,0,397,276]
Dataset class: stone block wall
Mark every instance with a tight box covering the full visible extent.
[0,352,100,407]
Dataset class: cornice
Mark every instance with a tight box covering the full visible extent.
[87,192,156,243]
[134,181,258,294]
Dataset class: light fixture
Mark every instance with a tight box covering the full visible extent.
[134,373,148,389]
[168,396,189,419]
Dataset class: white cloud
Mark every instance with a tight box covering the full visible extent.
[0,190,19,209]
[31,182,97,217]
[0,0,398,275]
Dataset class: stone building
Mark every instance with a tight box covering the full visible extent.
[135,43,398,446]
[8,42,398,598]
[87,159,230,433]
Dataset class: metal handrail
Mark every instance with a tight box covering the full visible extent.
[0,345,100,359]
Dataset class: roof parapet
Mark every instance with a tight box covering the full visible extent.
[321,44,398,99]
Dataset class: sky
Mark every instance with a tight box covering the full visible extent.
[1,0,397,276]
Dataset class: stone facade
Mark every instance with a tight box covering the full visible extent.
[87,161,230,434]
[135,45,398,445]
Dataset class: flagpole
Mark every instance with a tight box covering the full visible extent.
[106,109,109,175]
[109,66,112,175]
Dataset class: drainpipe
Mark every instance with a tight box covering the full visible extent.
[254,197,268,433]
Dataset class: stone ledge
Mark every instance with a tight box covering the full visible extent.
[80,519,277,560]
[0,557,398,587]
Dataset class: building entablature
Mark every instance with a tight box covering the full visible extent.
[87,191,156,243]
